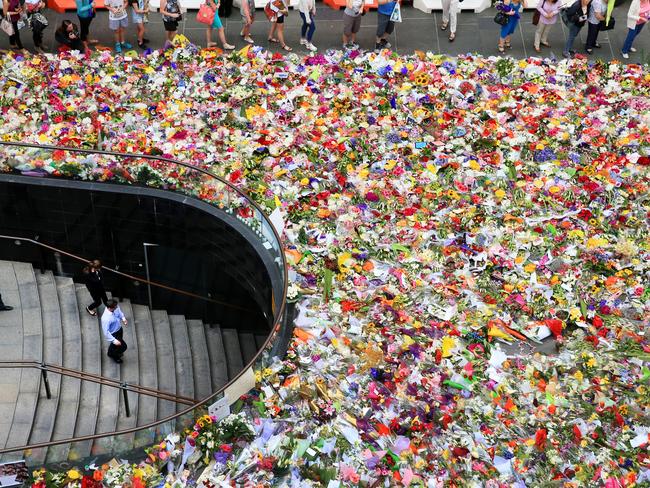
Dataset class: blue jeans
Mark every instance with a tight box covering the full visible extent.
[300,12,315,41]
[622,22,645,54]
[564,22,582,54]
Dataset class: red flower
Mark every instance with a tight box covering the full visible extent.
[535,429,547,450]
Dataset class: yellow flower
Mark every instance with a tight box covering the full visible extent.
[495,189,506,199]
[524,263,537,273]
[67,469,82,480]
[574,370,583,381]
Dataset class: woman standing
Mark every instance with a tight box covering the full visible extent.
[25,0,47,53]
[621,0,649,58]
[129,0,149,48]
[563,0,591,58]
[585,0,605,53]
[298,0,317,51]
[267,0,291,51]
[160,0,182,43]
[2,0,23,50]
[84,259,108,316]
[205,0,234,49]
[533,0,560,52]
[239,0,254,43]
[497,0,521,53]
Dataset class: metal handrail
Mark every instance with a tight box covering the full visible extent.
[0,234,251,313]
[0,141,288,456]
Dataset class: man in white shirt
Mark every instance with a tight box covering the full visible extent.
[101,299,128,363]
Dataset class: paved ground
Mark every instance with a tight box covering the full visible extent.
[0,2,648,62]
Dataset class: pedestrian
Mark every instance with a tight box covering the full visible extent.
[101,299,128,364]
[205,0,234,49]
[298,0,317,51]
[533,0,560,52]
[55,19,84,50]
[25,0,47,53]
[2,0,24,51]
[621,0,648,58]
[0,293,13,312]
[160,0,182,43]
[267,0,291,51]
[563,0,592,58]
[75,0,96,51]
[129,0,149,48]
[342,0,362,49]
[440,0,459,42]
[239,0,254,44]
[497,0,521,53]
[585,0,606,53]
[84,259,108,316]
[375,0,397,50]
[106,0,131,52]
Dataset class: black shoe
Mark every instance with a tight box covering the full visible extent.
[111,357,123,363]
[142,37,150,43]
[0,305,13,311]
[594,43,602,48]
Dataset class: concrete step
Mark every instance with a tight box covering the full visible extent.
[204,325,228,391]
[132,304,158,448]
[151,310,177,422]
[27,271,63,466]
[3,262,42,454]
[113,299,140,450]
[0,261,22,453]
[221,329,244,380]
[90,296,122,455]
[186,320,212,401]
[70,285,101,460]
[168,315,194,413]
[46,276,82,464]
[238,332,258,367]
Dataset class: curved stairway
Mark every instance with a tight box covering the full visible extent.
[0,260,268,465]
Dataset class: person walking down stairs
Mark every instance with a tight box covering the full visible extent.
[84,259,108,316]
[101,299,128,363]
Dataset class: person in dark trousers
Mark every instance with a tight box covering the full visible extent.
[101,299,128,363]
[84,259,108,316]
[0,293,13,311]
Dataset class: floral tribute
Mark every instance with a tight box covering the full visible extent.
[0,44,648,486]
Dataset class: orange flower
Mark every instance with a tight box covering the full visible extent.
[92,470,103,482]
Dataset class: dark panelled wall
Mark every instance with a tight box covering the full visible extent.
[0,177,272,333]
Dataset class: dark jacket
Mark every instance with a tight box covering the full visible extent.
[84,268,105,295]
[55,28,83,50]
[566,0,592,27]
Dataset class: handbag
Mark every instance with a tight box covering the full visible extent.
[494,10,509,25]
[532,9,540,24]
[1,17,14,35]
[264,2,276,21]
[31,11,48,27]
[598,16,615,30]
[196,2,215,24]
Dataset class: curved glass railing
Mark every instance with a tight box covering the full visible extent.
[0,141,288,468]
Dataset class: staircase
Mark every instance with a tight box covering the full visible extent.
[0,260,269,465]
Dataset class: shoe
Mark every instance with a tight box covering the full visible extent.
[593,43,601,48]
[300,37,307,45]
[541,41,551,47]
[112,357,123,363]
[121,42,132,49]
[138,41,147,48]
[563,51,572,58]
[0,305,13,311]
[350,42,359,49]
[375,42,383,50]
[115,43,122,53]
[441,21,448,30]
[498,44,505,53]
[621,51,629,59]
[240,29,245,36]
[142,38,150,43]
[223,43,235,50]
[534,45,541,53]
[586,48,593,54]
[86,306,97,316]
[307,42,317,52]
[629,47,637,53]
[448,32,455,42]
[243,36,254,44]
[380,39,391,48]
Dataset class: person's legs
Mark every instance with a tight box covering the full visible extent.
[32,22,44,49]
[277,21,287,47]
[300,12,308,41]
[376,13,388,45]
[441,0,450,27]
[540,22,552,45]
[448,0,458,35]
[564,23,579,55]
[585,21,598,50]
[534,21,544,49]
[622,23,643,53]
[11,22,23,48]
[307,16,315,42]
[206,26,214,45]
[268,20,277,41]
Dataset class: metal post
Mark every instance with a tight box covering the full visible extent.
[142,243,158,310]
[121,383,131,417]
[41,363,52,399]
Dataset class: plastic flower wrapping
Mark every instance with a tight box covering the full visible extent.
[1,46,649,486]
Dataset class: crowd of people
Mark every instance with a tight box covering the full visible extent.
[1,0,649,57]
